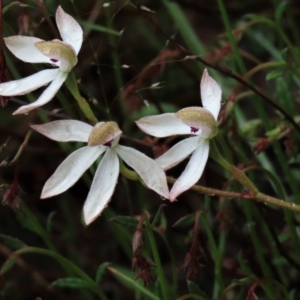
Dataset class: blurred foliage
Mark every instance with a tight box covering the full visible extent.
[1,0,300,299]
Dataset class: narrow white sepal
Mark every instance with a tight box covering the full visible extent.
[156,136,200,170]
[170,139,210,201]
[56,6,83,55]
[136,113,191,138]
[4,36,49,63]
[13,71,68,115]
[0,68,60,96]
[116,145,169,199]
[41,146,104,198]
[31,120,93,142]
[84,149,119,225]
[200,69,222,121]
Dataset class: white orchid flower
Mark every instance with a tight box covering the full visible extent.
[0,6,83,115]
[31,120,169,225]
[136,69,222,201]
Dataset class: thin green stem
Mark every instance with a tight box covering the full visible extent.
[104,8,125,115]
[65,72,98,124]
[210,140,257,193]
[215,0,245,73]
[242,202,275,296]
[154,228,178,298]
[216,0,271,130]
[176,294,208,300]
[145,216,169,300]
[202,201,225,296]
[20,202,56,251]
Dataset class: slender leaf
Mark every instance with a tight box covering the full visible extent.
[0,234,26,250]
[109,215,139,228]
[187,280,209,300]
[96,262,110,284]
[172,214,195,228]
[51,277,91,289]
[1,257,16,275]
[152,204,166,227]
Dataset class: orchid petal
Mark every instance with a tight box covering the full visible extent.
[4,36,50,63]
[170,139,209,201]
[31,120,93,142]
[0,68,60,96]
[200,69,222,120]
[13,71,68,115]
[56,6,83,55]
[83,149,119,225]
[116,145,169,199]
[136,113,192,138]
[156,136,200,170]
[41,146,104,198]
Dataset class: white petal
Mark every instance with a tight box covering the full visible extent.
[83,149,119,225]
[4,36,50,63]
[156,136,201,170]
[31,120,93,142]
[0,68,60,96]
[136,113,191,138]
[13,71,68,115]
[200,69,222,120]
[41,146,104,198]
[170,140,209,201]
[56,6,83,55]
[116,145,169,199]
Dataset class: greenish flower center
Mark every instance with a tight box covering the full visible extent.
[35,40,77,72]
[176,107,217,139]
[88,121,122,147]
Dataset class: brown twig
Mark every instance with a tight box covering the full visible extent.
[136,7,300,135]
[166,177,300,214]
[0,130,32,168]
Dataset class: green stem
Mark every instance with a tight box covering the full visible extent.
[176,294,208,300]
[119,159,140,181]
[202,201,225,295]
[20,202,56,251]
[242,202,274,296]
[145,216,169,300]
[216,0,272,130]
[104,8,125,114]
[65,72,98,124]
[210,140,257,194]
[154,228,177,298]
[215,0,245,73]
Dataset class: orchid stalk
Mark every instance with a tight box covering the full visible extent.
[0,6,83,115]
[31,120,169,225]
[136,69,222,201]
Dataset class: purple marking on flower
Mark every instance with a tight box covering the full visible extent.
[104,140,113,148]
[190,127,199,133]
[50,58,58,63]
